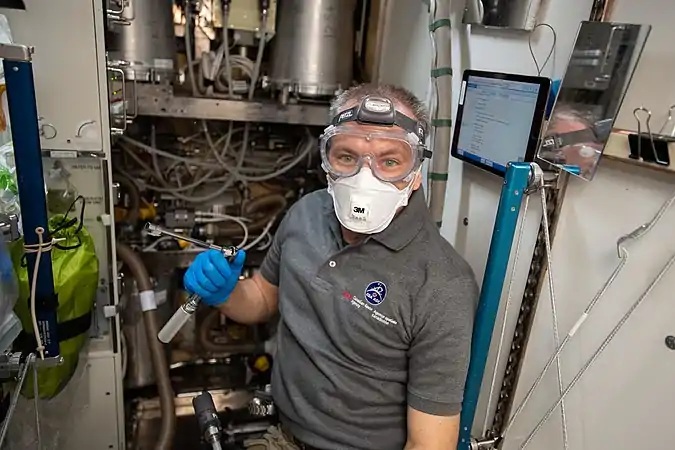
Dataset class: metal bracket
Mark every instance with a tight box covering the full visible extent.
[0,43,33,62]
[0,214,19,241]
[103,304,119,319]
[470,437,500,450]
[458,162,534,449]
[248,385,275,417]
[0,352,22,379]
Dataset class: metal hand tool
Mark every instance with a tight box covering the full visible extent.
[144,223,237,343]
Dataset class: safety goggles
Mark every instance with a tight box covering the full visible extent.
[320,126,427,182]
[320,95,431,183]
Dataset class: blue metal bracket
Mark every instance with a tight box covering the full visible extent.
[1,44,60,357]
[458,162,533,449]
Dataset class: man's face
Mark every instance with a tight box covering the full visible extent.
[326,104,423,191]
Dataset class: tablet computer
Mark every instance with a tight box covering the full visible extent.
[450,70,551,177]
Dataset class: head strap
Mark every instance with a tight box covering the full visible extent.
[331,95,428,145]
[541,128,597,151]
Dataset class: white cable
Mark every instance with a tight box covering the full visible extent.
[255,232,273,251]
[426,0,439,200]
[119,135,248,203]
[236,135,315,182]
[242,217,276,251]
[221,9,234,97]
[184,6,200,97]
[248,13,268,100]
[142,236,176,252]
[215,55,255,93]
[23,227,64,360]
[120,130,313,203]
[195,213,250,249]
[539,183,568,450]
[124,130,311,186]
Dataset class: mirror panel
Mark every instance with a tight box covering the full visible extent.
[537,21,651,180]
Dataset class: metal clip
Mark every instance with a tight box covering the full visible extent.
[658,104,675,137]
[0,352,22,380]
[632,106,669,166]
[248,385,275,417]
[470,437,500,450]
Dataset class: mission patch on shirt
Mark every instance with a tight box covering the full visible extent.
[260,188,477,450]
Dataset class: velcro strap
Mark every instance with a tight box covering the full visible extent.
[16,312,92,351]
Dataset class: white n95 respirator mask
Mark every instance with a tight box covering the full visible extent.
[327,167,415,234]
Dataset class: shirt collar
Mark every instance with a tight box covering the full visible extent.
[320,188,428,251]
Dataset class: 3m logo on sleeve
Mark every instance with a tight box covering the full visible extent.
[364,281,387,306]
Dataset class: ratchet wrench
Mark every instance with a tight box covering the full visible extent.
[145,223,237,343]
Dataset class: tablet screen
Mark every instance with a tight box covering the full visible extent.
[452,72,549,176]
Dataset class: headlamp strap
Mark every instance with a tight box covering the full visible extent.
[541,128,597,151]
[332,95,427,144]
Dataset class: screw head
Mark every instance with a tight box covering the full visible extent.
[665,335,675,350]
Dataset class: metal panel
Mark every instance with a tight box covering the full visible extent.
[4,338,124,449]
[0,0,108,154]
[134,84,331,125]
[226,0,277,36]
[612,0,675,131]
[501,157,675,450]
[64,338,125,450]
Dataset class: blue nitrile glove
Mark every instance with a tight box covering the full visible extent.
[184,249,246,306]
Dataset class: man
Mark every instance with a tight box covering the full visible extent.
[184,84,478,450]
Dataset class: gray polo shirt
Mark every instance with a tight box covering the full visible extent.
[260,188,477,450]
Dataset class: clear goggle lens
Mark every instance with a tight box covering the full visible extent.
[321,129,421,182]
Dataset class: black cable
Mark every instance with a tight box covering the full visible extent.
[52,195,86,251]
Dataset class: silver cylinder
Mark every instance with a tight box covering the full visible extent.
[270,0,357,98]
[108,0,176,83]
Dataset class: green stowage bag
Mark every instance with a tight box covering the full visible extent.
[10,212,98,399]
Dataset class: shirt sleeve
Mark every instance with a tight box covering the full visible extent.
[407,273,477,416]
[259,205,294,286]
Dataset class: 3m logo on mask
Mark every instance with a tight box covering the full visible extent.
[350,203,368,220]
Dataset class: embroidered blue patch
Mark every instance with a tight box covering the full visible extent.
[364,281,387,306]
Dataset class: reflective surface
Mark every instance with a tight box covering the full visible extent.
[538,21,651,180]
[463,0,543,30]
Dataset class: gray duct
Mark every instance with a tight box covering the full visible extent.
[116,243,176,450]
[427,0,454,227]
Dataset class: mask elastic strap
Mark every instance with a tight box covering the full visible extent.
[403,167,422,186]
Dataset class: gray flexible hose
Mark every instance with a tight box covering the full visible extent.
[117,243,176,450]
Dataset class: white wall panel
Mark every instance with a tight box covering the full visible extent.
[1,0,109,154]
